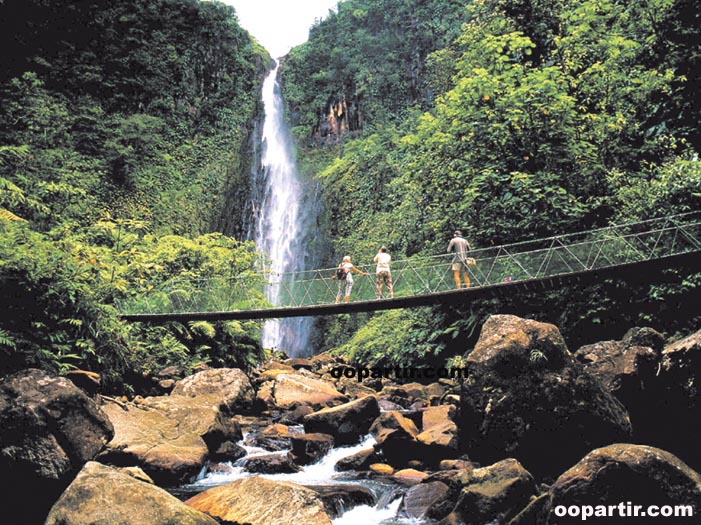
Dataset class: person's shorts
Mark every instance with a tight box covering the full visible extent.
[376,270,392,284]
[452,262,469,271]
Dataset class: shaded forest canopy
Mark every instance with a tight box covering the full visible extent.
[0,0,700,391]
[0,0,271,391]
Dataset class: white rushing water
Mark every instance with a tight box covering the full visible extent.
[253,62,317,356]
[187,433,422,524]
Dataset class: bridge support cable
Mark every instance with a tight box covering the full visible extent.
[117,212,701,322]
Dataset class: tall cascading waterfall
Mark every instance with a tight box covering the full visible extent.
[248,61,320,356]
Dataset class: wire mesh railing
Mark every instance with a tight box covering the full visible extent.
[116,211,701,316]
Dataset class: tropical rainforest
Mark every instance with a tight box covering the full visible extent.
[1,0,700,393]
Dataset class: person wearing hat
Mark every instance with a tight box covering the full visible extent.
[447,230,471,289]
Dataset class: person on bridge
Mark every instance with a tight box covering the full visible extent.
[447,230,472,289]
[335,255,368,303]
[373,246,393,299]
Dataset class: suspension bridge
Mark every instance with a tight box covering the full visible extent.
[117,212,701,322]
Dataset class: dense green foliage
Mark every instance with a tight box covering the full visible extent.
[284,0,701,367]
[0,0,270,391]
[282,0,468,137]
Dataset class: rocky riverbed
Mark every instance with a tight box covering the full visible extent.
[2,314,701,524]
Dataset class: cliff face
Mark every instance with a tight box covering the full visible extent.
[314,96,363,145]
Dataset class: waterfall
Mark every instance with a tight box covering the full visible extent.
[250,62,318,356]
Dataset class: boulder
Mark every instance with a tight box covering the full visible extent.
[171,367,255,414]
[417,419,459,450]
[369,463,395,475]
[98,369,249,484]
[392,468,430,485]
[512,444,701,524]
[241,453,302,474]
[334,377,378,398]
[334,448,381,471]
[574,340,659,400]
[305,484,375,518]
[279,404,315,424]
[272,373,348,410]
[303,395,380,445]
[420,405,456,431]
[99,397,214,485]
[441,458,537,525]
[256,380,275,406]
[244,423,292,451]
[655,329,701,469]
[99,399,209,484]
[186,476,332,525]
[622,326,666,352]
[288,433,334,465]
[402,481,451,519]
[369,410,420,438]
[45,462,218,525]
[459,315,632,478]
[0,369,114,524]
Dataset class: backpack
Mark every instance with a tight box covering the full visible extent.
[336,265,347,280]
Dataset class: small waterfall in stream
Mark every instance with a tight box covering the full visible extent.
[181,432,419,525]
[249,62,320,356]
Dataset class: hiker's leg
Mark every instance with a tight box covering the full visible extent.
[387,274,393,298]
[463,271,471,288]
[336,280,343,303]
[344,281,353,302]
[453,270,461,289]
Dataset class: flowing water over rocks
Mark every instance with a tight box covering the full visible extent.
[177,432,423,525]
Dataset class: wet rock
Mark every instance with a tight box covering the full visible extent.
[334,448,381,471]
[305,484,375,518]
[186,476,332,525]
[279,404,315,424]
[273,373,348,410]
[512,444,701,524]
[288,433,334,465]
[242,452,302,474]
[45,462,218,525]
[369,463,395,475]
[402,481,450,519]
[303,395,380,445]
[392,468,430,486]
[370,410,420,438]
[441,458,537,525]
[0,369,114,524]
[209,441,246,462]
[459,315,632,478]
